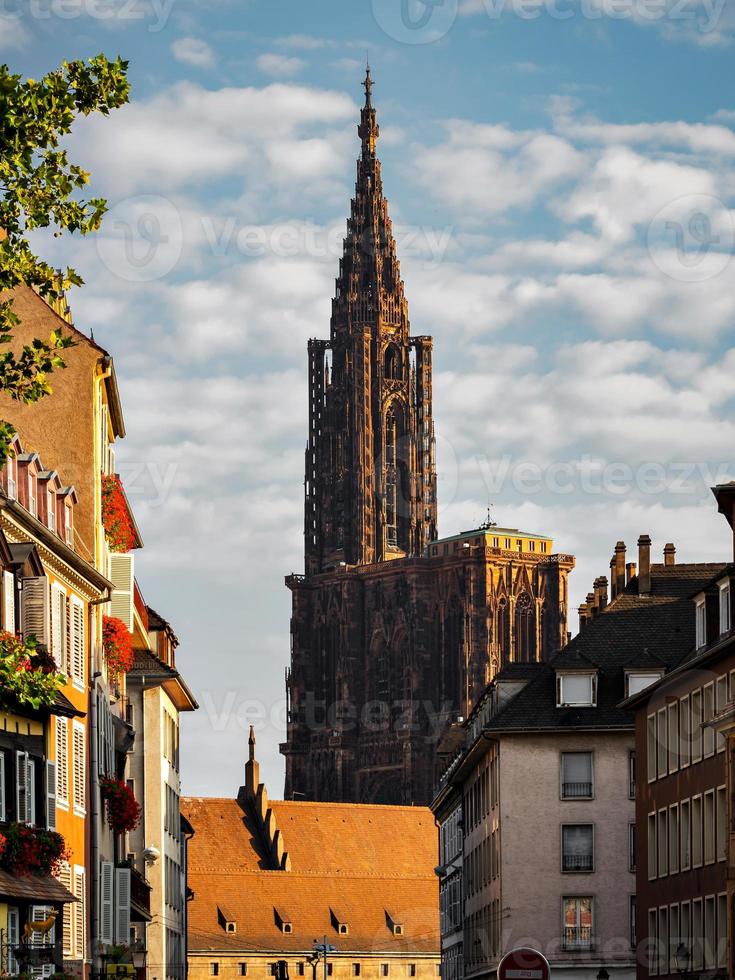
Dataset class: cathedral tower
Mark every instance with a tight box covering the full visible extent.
[304,68,437,574]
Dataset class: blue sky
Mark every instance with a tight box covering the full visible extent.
[4,0,735,797]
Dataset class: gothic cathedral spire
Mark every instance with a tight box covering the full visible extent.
[304,70,437,574]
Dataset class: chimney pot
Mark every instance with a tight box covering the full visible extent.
[664,542,676,566]
[638,534,652,595]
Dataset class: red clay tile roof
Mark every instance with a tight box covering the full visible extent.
[182,796,439,954]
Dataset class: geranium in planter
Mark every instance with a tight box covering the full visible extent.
[101,474,136,552]
[99,776,141,833]
[0,631,66,711]
[0,822,68,877]
[102,616,134,679]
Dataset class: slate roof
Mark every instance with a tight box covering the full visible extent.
[0,869,76,903]
[481,562,727,733]
[182,796,439,954]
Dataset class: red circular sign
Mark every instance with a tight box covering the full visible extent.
[498,948,550,980]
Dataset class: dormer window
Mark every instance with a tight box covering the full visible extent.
[556,672,597,708]
[330,909,348,935]
[385,911,404,936]
[28,470,36,517]
[696,598,706,649]
[719,582,731,635]
[625,671,664,698]
[217,905,236,934]
[274,908,293,934]
[6,452,17,500]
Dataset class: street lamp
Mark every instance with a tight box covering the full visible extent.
[312,937,337,980]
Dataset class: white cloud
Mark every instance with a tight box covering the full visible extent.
[171,36,216,68]
[256,52,306,78]
[0,15,29,49]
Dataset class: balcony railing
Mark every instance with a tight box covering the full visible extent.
[563,927,593,950]
[562,854,593,872]
[561,782,593,799]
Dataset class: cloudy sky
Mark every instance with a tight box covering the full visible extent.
[5,0,735,796]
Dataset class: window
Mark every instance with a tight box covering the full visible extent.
[210,966,219,977]
[628,750,636,798]
[57,861,73,956]
[703,683,715,756]
[629,822,636,872]
[69,597,84,689]
[352,966,361,977]
[680,799,691,871]
[562,825,593,872]
[6,454,16,500]
[717,786,726,861]
[47,488,55,531]
[647,714,657,781]
[680,695,691,767]
[72,721,86,814]
[239,965,248,977]
[716,675,728,751]
[562,897,593,950]
[704,790,715,864]
[705,896,716,969]
[73,866,85,959]
[648,909,658,975]
[658,907,669,975]
[668,702,679,773]
[717,893,727,968]
[669,805,679,874]
[691,689,703,762]
[64,501,74,546]
[2,570,15,633]
[381,966,390,977]
[409,968,416,978]
[696,599,706,648]
[658,809,668,876]
[657,708,667,778]
[50,583,66,670]
[720,583,731,634]
[692,899,703,970]
[557,673,596,707]
[626,671,664,697]
[630,896,636,949]
[692,795,703,867]
[648,812,657,879]
[561,752,593,799]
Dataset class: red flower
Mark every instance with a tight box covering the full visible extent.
[99,776,141,833]
[0,823,68,877]
[101,474,136,552]
[102,616,134,678]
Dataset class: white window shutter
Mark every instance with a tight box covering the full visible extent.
[27,758,36,827]
[21,576,50,646]
[3,570,15,633]
[16,750,28,824]
[72,722,86,813]
[73,867,85,960]
[100,861,114,945]
[56,861,73,957]
[115,867,131,944]
[46,760,56,831]
[70,598,85,686]
[0,752,5,821]
[50,585,67,670]
[108,554,134,631]
[56,719,69,806]
[7,906,19,973]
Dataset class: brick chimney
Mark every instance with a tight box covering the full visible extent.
[664,542,676,566]
[626,562,637,585]
[615,541,626,597]
[638,534,652,594]
[586,591,597,617]
[579,602,589,630]
[594,576,608,611]
[610,557,617,600]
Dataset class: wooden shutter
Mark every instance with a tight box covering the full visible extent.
[50,584,67,670]
[72,722,86,812]
[56,861,73,957]
[56,719,69,806]
[115,866,131,944]
[16,750,28,824]
[73,867,85,960]
[46,759,56,831]
[108,554,134,631]
[100,860,114,945]
[27,758,36,827]
[21,576,49,646]
[3,570,15,632]
[70,598,85,686]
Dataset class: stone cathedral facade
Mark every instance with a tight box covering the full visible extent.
[281,71,575,806]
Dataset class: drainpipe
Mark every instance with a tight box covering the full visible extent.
[90,670,102,973]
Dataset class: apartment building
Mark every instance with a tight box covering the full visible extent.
[627,483,735,980]
[432,534,718,980]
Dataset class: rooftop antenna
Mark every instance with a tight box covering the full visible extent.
[480,503,497,529]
